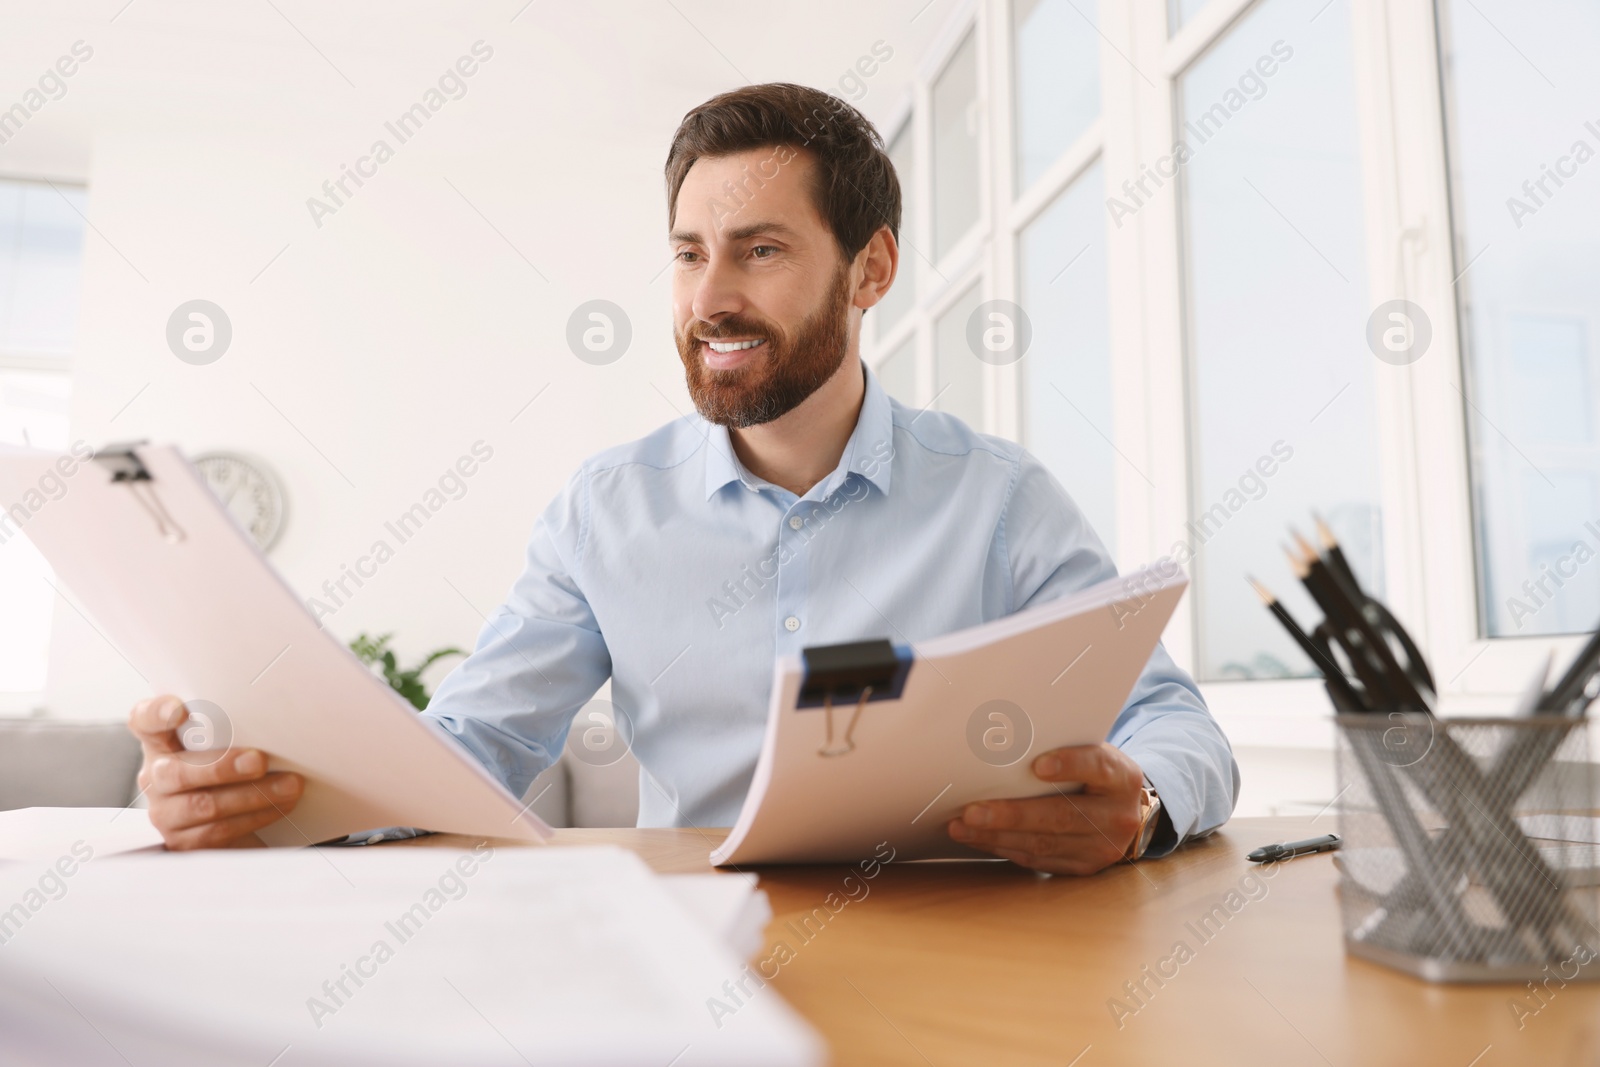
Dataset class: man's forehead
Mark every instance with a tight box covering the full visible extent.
[671,147,825,237]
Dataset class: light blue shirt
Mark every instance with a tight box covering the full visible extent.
[423,363,1239,856]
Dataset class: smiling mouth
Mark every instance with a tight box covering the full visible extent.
[702,338,767,353]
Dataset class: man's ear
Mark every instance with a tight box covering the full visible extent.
[852,225,899,311]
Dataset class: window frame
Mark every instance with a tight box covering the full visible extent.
[874,0,1591,749]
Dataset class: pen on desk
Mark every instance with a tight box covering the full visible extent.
[1247,833,1342,863]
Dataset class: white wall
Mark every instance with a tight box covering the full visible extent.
[0,1,949,719]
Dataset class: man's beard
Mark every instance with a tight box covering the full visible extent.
[676,263,853,429]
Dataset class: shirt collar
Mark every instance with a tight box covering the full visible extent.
[701,360,895,501]
[702,423,746,499]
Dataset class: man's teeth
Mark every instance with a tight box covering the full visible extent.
[706,339,765,354]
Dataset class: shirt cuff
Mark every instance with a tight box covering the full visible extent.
[1132,755,1194,859]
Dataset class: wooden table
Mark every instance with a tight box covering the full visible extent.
[403,817,1600,1066]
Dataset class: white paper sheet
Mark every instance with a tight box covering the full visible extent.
[664,873,772,961]
[0,806,163,862]
[0,807,775,957]
[0,844,820,1066]
[0,443,549,847]
[713,563,1188,865]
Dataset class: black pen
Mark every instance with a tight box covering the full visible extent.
[1247,833,1342,863]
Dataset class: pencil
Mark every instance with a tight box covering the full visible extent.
[1312,512,1360,590]
[1313,516,1438,698]
[1285,540,1401,708]
[1293,531,1434,713]
[1248,575,1367,711]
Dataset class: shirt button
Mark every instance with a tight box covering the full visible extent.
[784,616,801,632]
[788,516,804,530]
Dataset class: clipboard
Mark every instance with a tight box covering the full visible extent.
[0,441,551,847]
[711,562,1189,866]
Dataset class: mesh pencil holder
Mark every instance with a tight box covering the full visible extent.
[1334,713,1600,982]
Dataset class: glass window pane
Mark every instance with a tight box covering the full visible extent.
[0,533,54,693]
[0,368,71,693]
[1440,0,1600,637]
[1019,161,1115,549]
[934,283,984,430]
[0,176,84,695]
[876,125,916,337]
[0,181,87,356]
[1012,0,1100,193]
[1168,0,1210,35]
[1179,0,1383,681]
[874,333,918,406]
[932,29,980,261]
[0,368,71,447]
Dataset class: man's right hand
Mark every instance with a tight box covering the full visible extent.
[129,695,304,850]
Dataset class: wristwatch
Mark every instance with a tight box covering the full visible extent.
[1125,779,1163,861]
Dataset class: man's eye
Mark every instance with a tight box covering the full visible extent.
[751,245,777,259]
[676,250,700,263]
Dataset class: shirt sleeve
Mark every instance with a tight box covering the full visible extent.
[420,467,612,801]
[997,449,1240,858]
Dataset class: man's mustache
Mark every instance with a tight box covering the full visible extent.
[686,319,778,342]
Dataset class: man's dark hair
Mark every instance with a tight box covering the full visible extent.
[665,82,901,261]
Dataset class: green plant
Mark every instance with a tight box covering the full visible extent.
[349,632,465,711]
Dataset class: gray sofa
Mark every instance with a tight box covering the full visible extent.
[0,717,642,829]
[0,719,146,810]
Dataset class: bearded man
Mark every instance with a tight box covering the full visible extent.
[129,82,1238,874]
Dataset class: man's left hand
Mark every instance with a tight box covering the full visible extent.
[946,743,1146,876]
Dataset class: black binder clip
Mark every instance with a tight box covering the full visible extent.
[796,639,912,757]
[93,441,186,544]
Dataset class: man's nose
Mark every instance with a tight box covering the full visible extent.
[690,255,744,324]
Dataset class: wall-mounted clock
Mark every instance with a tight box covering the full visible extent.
[192,451,287,552]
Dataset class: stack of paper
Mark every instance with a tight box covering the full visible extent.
[0,830,819,1065]
[715,561,1188,865]
[0,808,777,958]
[664,874,775,962]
